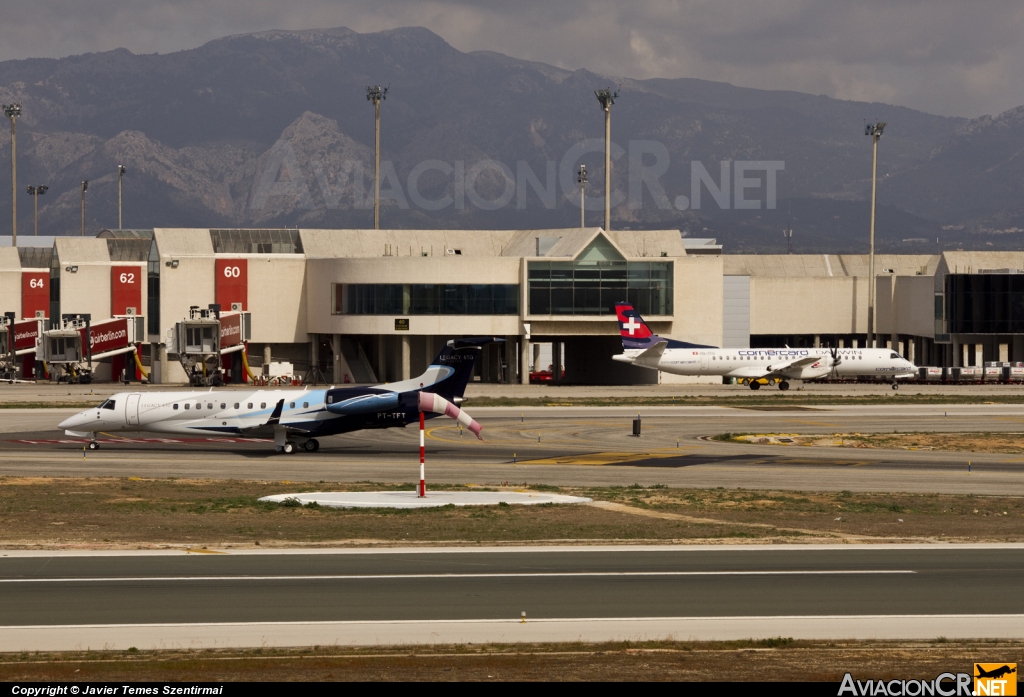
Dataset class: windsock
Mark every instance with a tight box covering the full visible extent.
[418,391,483,440]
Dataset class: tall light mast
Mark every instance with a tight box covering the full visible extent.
[594,88,618,231]
[577,164,588,228]
[80,180,88,237]
[865,122,886,348]
[26,185,47,236]
[366,85,388,230]
[117,164,126,229]
[3,104,21,247]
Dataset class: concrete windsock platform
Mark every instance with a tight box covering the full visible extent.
[258,491,592,509]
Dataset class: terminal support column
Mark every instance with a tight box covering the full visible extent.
[400,335,411,381]
[331,334,342,384]
[520,336,530,385]
[377,337,387,382]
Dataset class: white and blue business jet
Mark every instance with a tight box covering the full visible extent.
[58,338,496,453]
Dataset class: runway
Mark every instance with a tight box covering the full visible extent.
[1,545,1022,649]
[2,404,1024,494]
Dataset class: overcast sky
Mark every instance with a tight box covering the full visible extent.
[3,0,1023,118]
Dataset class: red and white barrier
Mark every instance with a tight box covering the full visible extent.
[417,391,483,440]
[418,412,426,498]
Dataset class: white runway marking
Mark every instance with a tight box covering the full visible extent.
[0,570,915,583]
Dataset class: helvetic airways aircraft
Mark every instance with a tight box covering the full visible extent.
[58,338,496,453]
[611,303,917,390]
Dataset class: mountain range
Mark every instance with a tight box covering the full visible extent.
[0,26,1022,253]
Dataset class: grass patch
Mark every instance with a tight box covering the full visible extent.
[1,641,1021,682]
[1,477,1023,547]
[722,431,1024,454]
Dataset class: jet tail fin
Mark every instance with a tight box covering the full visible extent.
[615,302,717,350]
[615,302,663,350]
[423,337,503,402]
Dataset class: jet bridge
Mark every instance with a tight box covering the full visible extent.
[41,314,146,384]
[166,305,252,387]
[2,312,49,383]
[0,314,14,382]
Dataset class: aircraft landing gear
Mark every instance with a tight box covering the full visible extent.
[303,439,320,453]
[749,381,761,391]
[779,381,790,391]
[281,441,296,454]
[891,381,899,391]
[87,440,99,450]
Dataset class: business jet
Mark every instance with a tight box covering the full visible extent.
[58,338,496,453]
[611,303,917,390]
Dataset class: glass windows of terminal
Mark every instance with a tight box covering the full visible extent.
[527,260,673,316]
[946,274,1024,334]
[334,284,519,315]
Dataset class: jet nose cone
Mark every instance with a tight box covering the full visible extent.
[58,412,88,430]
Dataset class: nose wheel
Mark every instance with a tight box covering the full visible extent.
[87,440,99,450]
[891,381,899,390]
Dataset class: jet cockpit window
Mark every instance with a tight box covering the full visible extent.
[99,400,116,410]
[890,352,901,359]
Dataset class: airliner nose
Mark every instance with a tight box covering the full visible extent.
[58,411,90,430]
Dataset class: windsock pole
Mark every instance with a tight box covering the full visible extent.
[418,411,426,497]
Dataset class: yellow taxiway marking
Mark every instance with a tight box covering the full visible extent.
[425,425,667,446]
[517,450,694,466]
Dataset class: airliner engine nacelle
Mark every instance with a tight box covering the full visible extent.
[325,392,400,415]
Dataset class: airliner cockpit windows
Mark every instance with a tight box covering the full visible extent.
[890,352,901,359]
[99,400,116,410]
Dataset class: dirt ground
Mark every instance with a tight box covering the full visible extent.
[0,641,1020,682]
[727,431,1024,455]
[1,477,1023,547]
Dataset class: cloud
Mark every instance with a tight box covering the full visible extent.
[2,0,1023,117]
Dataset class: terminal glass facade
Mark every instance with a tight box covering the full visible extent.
[946,274,1024,334]
[210,229,303,254]
[528,260,673,316]
[335,284,519,315]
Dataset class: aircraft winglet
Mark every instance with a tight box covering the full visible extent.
[266,399,285,426]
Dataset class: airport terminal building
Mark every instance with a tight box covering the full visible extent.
[3,228,1024,384]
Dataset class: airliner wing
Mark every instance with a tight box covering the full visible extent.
[729,355,824,380]
[237,399,291,437]
[762,355,823,377]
